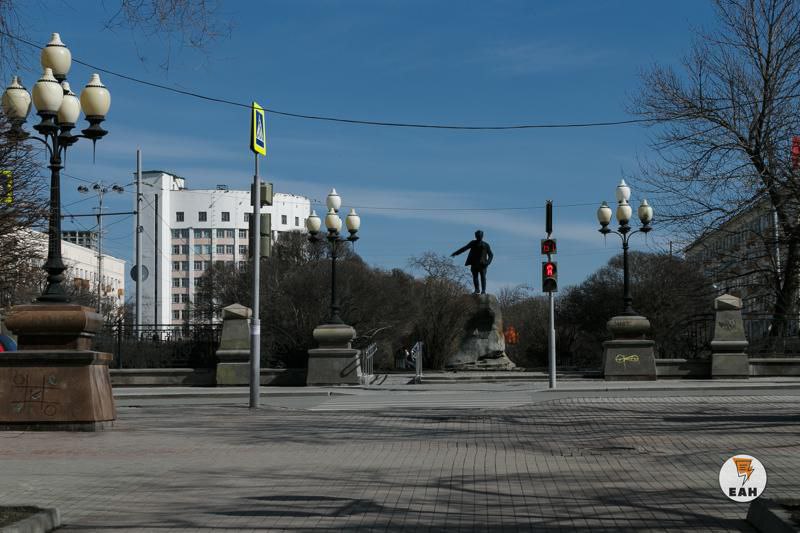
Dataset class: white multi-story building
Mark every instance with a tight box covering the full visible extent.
[30,230,126,306]
[136,170,311,325]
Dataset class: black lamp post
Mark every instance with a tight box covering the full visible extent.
[597,180,654,316]
[1,33,111,304]
[305,188,361,324]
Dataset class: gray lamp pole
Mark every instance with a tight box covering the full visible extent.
[1,33,111,303]
[305,189,361,324]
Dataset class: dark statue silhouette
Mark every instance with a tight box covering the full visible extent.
[451,230,494,294]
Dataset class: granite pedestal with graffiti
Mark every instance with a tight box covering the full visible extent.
[0,304,115,431]
[602,315,657,380]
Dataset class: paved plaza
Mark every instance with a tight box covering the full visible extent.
[0,384,798,531]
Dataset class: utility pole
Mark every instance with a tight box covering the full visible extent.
[135,149,143,334]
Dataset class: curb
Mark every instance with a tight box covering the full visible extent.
[0,507,60,533]
[114,390,348,400]
[747,497,799,533]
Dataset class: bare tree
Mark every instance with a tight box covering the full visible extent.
[633,0,800,333]
[0,113,47,311]
[0,1,231,76]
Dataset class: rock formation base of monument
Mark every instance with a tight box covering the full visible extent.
[0,304,116,431]
[602,314,657,381]
[446,294,516,371]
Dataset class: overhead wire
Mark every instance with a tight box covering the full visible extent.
[0,29,661,131]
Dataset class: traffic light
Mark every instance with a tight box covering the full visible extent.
[540,238,557,255]
[250,180,273,207]
[248,213,272,259]
[542,261,558,292]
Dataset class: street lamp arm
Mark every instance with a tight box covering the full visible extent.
[23,134,55,158]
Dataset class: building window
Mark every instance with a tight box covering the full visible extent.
[171,229,181,238]
[216,244,225,254]
[215,260,225,268]
[172,245,181,255]
[238,261,247,270]
[239,229,247,238]
[194,261,203,271]
[172,261,181,271]
[172,294,180,303]
[198,211,207,222]
[204,261,211,270]
[181,278,189,288]
[182,294,190,303]
[181,310,189,320]
[221,211,230,222]
[193,229,211,239]
[182,245,189,254]
[281,215,287,225]
[239,245,247,255]
[173,310,180,320]
[172,278,180,288]
[216,229,225,238]
[182,261,189,271]
[226,245,234,255]
[244,213,251,222]
[295,216,300,226]
[193,278,201,287]
[176,211,184,222]
[226,229,235,238]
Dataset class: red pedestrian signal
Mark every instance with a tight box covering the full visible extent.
[542,261,558,292]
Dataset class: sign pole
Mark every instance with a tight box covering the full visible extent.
[250,153,261,409]
[249,102,266,409]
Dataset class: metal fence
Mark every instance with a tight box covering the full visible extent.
[360,342,377,386]
[666,314,800,359]
[94,323,223,369]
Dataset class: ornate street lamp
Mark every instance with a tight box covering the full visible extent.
[0,33,115,431]
[597,180,653,315]
[596,180,657,381]
[305,188,361,324]
[2,33,111,303]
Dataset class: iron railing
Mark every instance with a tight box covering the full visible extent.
[360,342,377,386]
[663,314,800,358]
[94,322,222,369]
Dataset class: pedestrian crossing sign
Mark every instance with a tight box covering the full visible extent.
[250,102,267,156]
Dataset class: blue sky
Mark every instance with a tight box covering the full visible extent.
[14,1,717,291]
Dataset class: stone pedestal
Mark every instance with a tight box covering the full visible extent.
[711,294,749,379]
[306,323,361,385]
[446,294,516,371]
[1,304,115,430]
[215,304,253,386]
[602,315,657,380]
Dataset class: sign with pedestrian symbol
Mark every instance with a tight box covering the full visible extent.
[251,101,266,156]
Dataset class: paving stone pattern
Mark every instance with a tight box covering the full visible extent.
[0,395,797,531]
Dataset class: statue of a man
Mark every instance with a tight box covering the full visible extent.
[451,230,494,294]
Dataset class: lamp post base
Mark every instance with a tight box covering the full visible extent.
[602,315,657,381]
[306,323,361,385]
[1,304,116,430]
